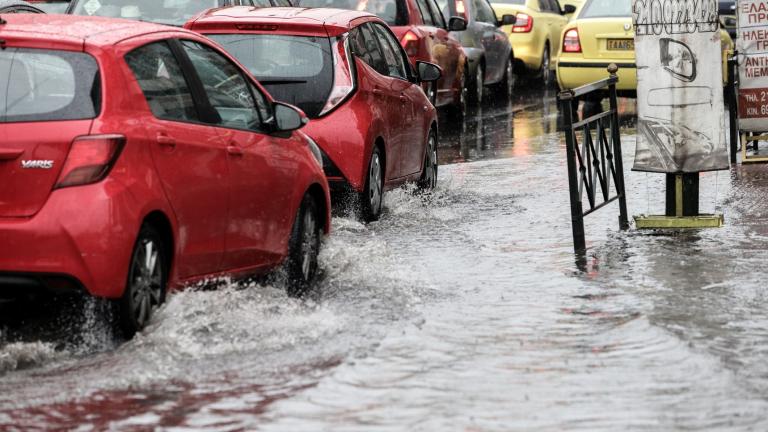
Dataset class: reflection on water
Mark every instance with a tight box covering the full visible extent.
[1,87,767,431]
[439,87,638,165]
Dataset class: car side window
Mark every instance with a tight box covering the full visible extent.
[180,40,262,131]
[372,23,407,80]
[426,0,447,28]
[350,24,389,77]
[539,0,554,12]
[414,0,435,26]
[473,0,496,23]
[272,0,292,5]
[550,0,562,13]
[125,41,199,122]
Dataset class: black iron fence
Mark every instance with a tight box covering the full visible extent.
[557,64,629,255]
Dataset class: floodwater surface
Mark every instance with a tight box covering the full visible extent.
[1,87,767,431]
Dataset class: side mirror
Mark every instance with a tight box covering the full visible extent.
[562,4,576,14]
[417,61,442,82]
[497,14,516,27]
[272,102,308,133]
[448,16,467,31]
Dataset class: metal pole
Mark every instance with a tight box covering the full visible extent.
[560,90,586,254]
[728,53,739,164]
[607,64,629,230]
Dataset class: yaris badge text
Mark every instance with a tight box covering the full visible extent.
[21,160,54,169]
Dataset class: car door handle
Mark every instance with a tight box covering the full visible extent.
[373,87,383,96]
[227,145,244,156]
[400,95,408,103]
[0,149,23,161]
[156,134,176,148]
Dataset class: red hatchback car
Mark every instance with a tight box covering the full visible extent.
[297,0,468,115]
[0,14,331,336]
[186,7,442,221]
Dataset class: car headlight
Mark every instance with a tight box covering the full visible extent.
[303,133,323,168]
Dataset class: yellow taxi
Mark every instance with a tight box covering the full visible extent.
[556,0,734,93]
[490,0,570,84]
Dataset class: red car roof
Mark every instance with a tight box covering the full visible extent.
[186,6,379,37]
[0,14,194,50]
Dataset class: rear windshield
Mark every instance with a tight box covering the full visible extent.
[579,0,630,18]
[70,0,219,26]
[209,34,333,119]
[0,48,100,123]
[296,0,408,25]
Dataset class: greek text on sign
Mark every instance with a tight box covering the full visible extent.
[737,0,768,131]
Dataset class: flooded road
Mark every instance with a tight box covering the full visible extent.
[3,87,768,430]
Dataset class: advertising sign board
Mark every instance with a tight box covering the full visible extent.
[737,0,768,132]
[632,0,729,173]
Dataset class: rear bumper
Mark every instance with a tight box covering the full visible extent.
[0,179,141,299]
[557,60,637,91]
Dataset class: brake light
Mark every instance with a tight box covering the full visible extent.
[319,36,355,116]
[55,135,125,189]
[235,24,278,31]
[512,13,533,33]
[563,28,581,53]
[401,31,419,57]
[455,0,467,19]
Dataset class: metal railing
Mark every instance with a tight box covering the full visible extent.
[557,64,629,255]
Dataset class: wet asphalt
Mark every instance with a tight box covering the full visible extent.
[2,83,768,431]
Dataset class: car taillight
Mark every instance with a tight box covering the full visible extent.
[455,0,468,20]
[512,13,533,33]
[319,36,355,117]
[55,135,125,189]
[563,28,581,53]
[401,31,419,57]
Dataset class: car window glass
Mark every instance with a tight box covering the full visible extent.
[180,40,262,131]
[297,0,408,26]
[71,0,220,26]
[473,0,496,23]
[551,0,562,13]
[580,0,631,18]
[426,0,446,27]
[272,0,292,5]
[372,23,407,79]
[351,24,389,76]
[0,48,100,123]
[125,41,198,122]
[537,0,549,11]
[414,0,435,25]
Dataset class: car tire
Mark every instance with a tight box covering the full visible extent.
[468,62,484,107]
[417,130,438,190]
[447,69,468,120]
[359,147,384,222]
[285,194,322,297]
[540,44,553,87]
[118,224,167,338]
[496,55,516,99]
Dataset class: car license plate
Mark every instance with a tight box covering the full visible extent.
[607,39,634,50]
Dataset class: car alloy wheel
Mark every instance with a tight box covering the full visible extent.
[360,147,383,222]
[119,225,166,337]
[450,70,468,119]
[427,82,437,105]
[418,131,438,190]
[286,194,322,297]
[505,57,516,96]
[541,45,552,86]
[475,64,484,104]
